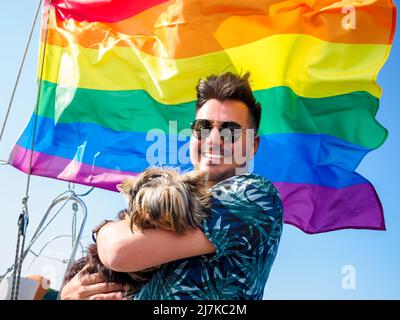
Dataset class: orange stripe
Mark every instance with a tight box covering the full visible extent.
[42,0,395,59]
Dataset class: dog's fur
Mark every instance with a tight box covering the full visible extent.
[63,168,211,295]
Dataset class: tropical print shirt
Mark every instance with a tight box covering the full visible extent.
[133,174,284,300]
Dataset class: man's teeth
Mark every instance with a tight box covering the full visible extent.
[203,152,224,159]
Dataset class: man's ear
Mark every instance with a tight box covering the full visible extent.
[253,134,260,155]
[247,133,260,161]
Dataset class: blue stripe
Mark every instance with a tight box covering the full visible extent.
[16,115,371,188]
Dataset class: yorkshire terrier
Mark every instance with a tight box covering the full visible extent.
[63,168,211,296]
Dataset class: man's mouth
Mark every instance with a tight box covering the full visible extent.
[202,152,224,160]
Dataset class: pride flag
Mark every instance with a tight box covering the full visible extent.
[10,0,396,233]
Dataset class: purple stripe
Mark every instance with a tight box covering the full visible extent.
[10,145,138,191]
[10,146,385,234]
[274,182,385,234]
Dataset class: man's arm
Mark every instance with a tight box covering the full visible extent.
[96,219,216,272]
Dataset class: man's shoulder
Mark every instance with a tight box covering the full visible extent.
[210,173,283,216]
[211,173,278,196]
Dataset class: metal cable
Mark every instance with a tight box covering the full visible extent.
[0,0,43,145]
[25,0,52,198]
[10,0,53,300]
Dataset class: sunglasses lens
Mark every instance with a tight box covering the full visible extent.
[191,120,243,142]
[220,121,243,142]
[191,120,212,139]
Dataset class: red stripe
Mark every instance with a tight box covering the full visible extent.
[45,0,170,23]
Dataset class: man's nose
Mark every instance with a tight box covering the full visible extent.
[205,127,222,146]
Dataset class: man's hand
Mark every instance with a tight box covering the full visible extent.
[60,267,127,300]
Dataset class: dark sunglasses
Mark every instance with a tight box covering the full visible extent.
[190,119,245,143]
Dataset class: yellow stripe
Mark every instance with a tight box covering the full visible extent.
[39,34,389,104]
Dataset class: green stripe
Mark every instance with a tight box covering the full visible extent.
[256,87,386,149]
[37,80,386,149]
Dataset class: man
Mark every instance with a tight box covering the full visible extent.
[61,72,283,300]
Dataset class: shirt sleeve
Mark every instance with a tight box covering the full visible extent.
[200,174,283,261]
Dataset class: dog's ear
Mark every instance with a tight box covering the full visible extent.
[117,178,137,195]
[180,171,212,226]
[117,178,140,214]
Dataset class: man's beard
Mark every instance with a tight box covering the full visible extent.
[203,166,237,187]
[194,145,248,187]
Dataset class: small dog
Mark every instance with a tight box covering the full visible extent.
[63,168,211,296]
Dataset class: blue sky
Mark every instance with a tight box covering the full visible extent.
[0,1,399,299]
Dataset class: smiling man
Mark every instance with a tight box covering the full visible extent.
[60,72,284,300]
[190,74,261,187]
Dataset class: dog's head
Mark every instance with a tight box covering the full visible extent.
[117,168,211,234]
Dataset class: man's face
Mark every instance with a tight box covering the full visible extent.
[189,99,260,186]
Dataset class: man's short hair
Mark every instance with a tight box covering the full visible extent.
[195,72,262,133]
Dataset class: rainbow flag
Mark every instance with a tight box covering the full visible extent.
[10,0,396,233]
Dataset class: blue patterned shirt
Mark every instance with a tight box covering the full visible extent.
[133,174,283,300]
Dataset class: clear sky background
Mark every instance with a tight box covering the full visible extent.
[0,1,399,299]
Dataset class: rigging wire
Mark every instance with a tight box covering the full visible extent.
[27,194,74,248]
[0,190,72,282]
[0,0,43,146]
[25,235,85,272]
[25,0,52,199]
[10,0,53,300]
[1,0,94,299]
[69,182,95,197]
[0,190,92,282]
